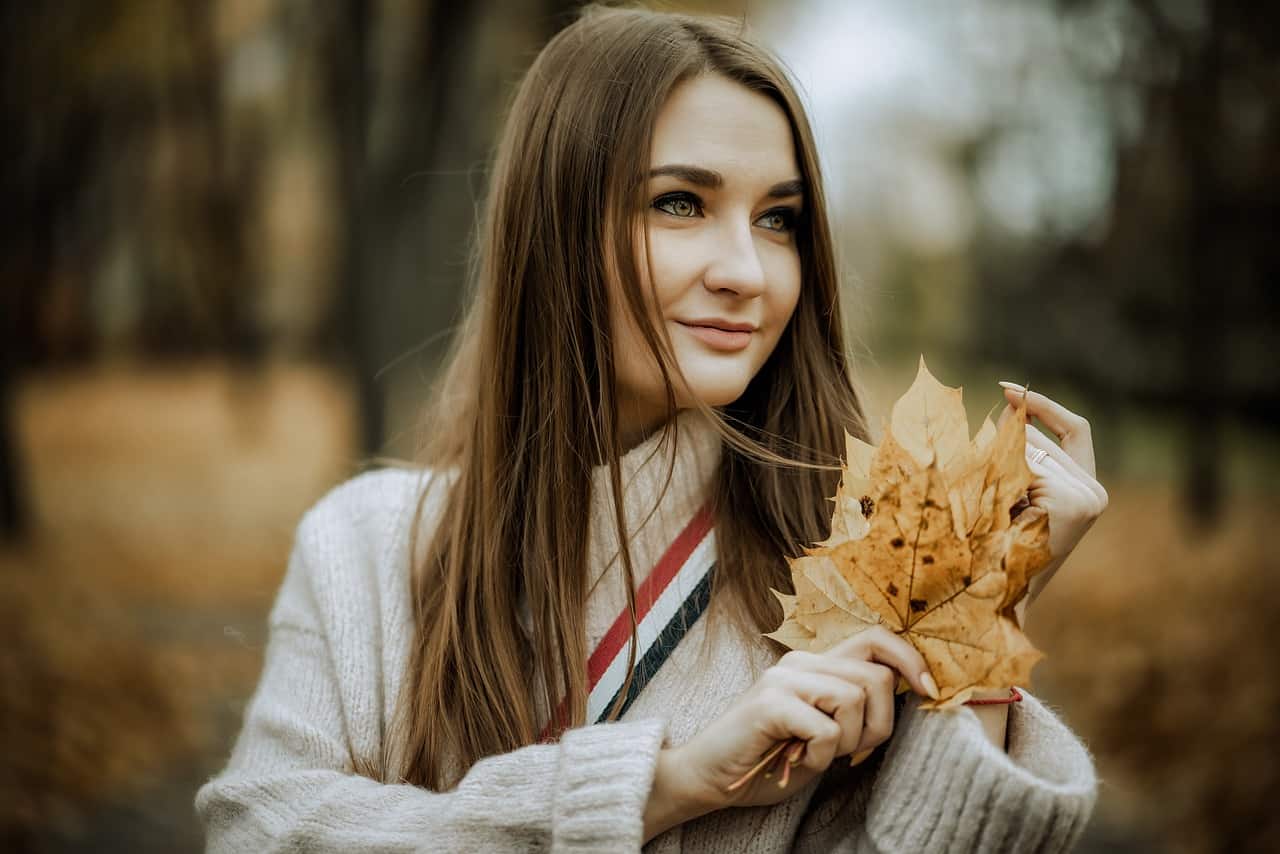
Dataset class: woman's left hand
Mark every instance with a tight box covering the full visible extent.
[998,382,1109,610]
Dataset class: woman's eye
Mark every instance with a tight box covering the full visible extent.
[653,193,702,218]
[651,194,797,232]
[756,208,798,233]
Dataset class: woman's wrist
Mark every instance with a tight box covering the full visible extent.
[967,688,1013,751]
[643,745,718,844]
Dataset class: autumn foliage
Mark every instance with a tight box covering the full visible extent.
[766,357,1053,708]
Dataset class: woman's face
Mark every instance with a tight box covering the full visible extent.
[611,73,804,448]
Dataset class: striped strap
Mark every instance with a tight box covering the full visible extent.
[539,501,717,742]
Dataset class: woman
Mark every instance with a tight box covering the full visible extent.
[197,5,1105,851]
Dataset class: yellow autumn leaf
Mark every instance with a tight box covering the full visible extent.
[766,355,1053,709]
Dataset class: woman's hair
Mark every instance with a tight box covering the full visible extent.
[375,3,872,791]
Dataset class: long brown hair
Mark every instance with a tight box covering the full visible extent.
[377,4,872,791]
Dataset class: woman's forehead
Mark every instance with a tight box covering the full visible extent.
[649,74,799,188]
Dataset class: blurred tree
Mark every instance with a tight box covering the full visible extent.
[974,0,1279,527]
[2,1,263,363]
[327,0,584,455]
[0,0,595,482]
[1,1,260,537]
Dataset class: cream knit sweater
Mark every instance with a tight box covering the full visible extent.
[196,408,1098,852]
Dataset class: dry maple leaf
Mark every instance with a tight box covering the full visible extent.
[765,356,1053,709]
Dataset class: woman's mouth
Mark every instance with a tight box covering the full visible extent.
[676,321,753,352]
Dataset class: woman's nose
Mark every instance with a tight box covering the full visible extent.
[703,220,766,297]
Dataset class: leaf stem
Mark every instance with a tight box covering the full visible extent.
[725,737,804,793]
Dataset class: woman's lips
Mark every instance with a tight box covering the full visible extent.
[677,321,752,351]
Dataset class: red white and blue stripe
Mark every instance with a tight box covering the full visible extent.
[540,500,717,742]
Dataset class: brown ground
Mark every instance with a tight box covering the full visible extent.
[1,360,1275,852]
[1,360,360,852]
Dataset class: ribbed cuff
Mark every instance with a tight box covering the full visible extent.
[551,717,669,853]
[865,690,1097,853]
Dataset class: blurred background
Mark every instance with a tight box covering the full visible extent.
[1,0,1276,850]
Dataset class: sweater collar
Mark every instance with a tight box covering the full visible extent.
[584,407,722,609]
[513,408,721,641]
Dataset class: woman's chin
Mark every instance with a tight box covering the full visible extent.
[679,375,752,409]
[642,350,759,409]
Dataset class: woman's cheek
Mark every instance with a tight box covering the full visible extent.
[763,254,802,333]
[645,236,699,304]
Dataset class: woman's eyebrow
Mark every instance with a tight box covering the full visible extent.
[765,178,804,199]
[648,164,804,198]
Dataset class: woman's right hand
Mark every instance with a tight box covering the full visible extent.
[658,627,938,818]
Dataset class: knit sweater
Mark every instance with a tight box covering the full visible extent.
[195,408,1098,853]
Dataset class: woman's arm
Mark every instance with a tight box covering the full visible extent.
[196,519,671,853]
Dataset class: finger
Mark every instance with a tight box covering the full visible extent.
[789,671,868,758]
[1025,459,1098,533]
[1027,452,1094,505]
[1024,490,1057,518]
[1025,429,1106,504]
[849,663,896,755]
[774,654,896,755]
[772,695,843,772]
[829,626,935,699]
[1000,384,1096,476]
[1025,453,1083,509]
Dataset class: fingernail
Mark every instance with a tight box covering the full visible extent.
[998,381,1025,391]
[921,672,941,700]
[850,748,874,767]
[787,742,804,764]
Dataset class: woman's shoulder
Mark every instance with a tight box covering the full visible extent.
[283,466,457,607]
[299,467,435,534]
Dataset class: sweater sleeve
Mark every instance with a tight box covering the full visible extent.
[790,690,1097,854]
[195,511,668,853]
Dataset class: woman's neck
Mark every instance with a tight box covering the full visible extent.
[616,400,681,454]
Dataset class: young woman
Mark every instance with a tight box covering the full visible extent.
[197,5,1106,852]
